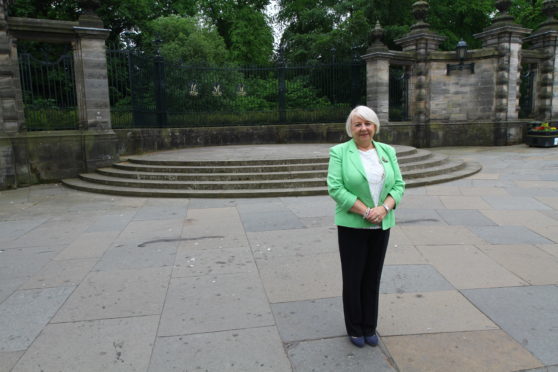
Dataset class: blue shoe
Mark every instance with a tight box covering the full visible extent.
[349,336,365,348]
[364,333,379,346]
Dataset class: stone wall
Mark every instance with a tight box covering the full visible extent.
[428,54,498,122]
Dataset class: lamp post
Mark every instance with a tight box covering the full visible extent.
[447,39,475,75]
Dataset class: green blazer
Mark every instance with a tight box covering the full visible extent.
[327,139,405,229]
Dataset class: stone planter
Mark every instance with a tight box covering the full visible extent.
[526,130,558,147]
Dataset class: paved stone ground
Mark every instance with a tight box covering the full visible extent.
[1,144,558,372]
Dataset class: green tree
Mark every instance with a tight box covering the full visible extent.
[141,15,229,65]
[197,0,274,65]
[8,0,198,46]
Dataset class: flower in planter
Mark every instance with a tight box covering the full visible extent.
[530,122,557,132]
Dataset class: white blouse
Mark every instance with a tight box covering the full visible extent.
[358,148,385,208]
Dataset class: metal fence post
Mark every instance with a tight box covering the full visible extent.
[127,51,141,127]
[278,50,287,123]
[153,41,167,127]
[351,47,360,108]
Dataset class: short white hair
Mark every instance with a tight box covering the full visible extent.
[345,105,381,137]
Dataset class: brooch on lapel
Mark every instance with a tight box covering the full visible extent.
[381,156,388,163]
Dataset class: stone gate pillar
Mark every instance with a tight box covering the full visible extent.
[524,0,558,122]
[362,21,390,125]
[71,6,118,171]
[0,0,27,188]
[72,11,111,130]
[474,0,530,126]
[395,0,445,148]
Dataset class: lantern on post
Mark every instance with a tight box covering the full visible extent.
[447,39,475,75]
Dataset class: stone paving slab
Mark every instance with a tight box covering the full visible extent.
[0,286,75,352]
[94,241,177,272]
[287,337,396,372]
[424,185,462,195]
[52,267,171,323]
[538,244,558,258]
[416,244,527,289]
[149,327,292,372]
[384,244,428,265]
[132,200,189,221]
[436,209,497,226]
[237,204,306,232]
[395,209,446,225]
[383,330,543,372]
[85,211,137,233]
[20,258,98,290]
[3,218,92,249]
[256,253,342,303]
[158,272,274,336]
[460,186,509,196]
[480,210,558,228]
[378,291,498,336]
[472,226,554,245]
[380,264,454,293]
[0,218,47,243]
[482,196,552,210]
[0,351,23,372]
[398,195,446,209]
[537,196,558,209]
[173,246,257,277]
[247,226,338,259]
[477,244,558,285]
[529,225,558,243]
[53,230,119,260]
[440,195,493,209]
[280,195,335,218]
[463,285,558,365]
[399,225,486,245]
[12,315,159,372]
[271,297,345,342]
[114,218,184,245]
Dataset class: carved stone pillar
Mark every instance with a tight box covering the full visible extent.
[395,0,445,147]
[475,0,531,123]
[524,0,558,121]
[362,21,390,125]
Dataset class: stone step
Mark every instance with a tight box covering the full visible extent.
[62,178,328,198]
[79,173,326,190]
[396,148,433,164]
[63,161,481,198]
[62,145,482,198]
[113,162,329,173]
[97,167,328,181]
[405,161,482,187]
[126,156,329,167]
[403,159,466,179]
[399,153,448,171]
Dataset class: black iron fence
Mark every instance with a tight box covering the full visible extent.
[18,49,411,131]
[107,50,369,128]
[18,53,78,130]
[519,63,536,119]
[389,66,409,121]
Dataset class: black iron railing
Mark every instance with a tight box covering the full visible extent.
[106,50,368,128]
[519,63,536,119]
[18,53,78,130]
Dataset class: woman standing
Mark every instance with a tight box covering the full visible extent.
[327,105,405,348]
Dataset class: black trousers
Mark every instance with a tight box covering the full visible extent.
[337,226,390,337]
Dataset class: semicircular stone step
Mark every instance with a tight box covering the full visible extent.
[97,167,328,181]
[113,162,329,174]
[79,173,326,190]
[62,144,482,198]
